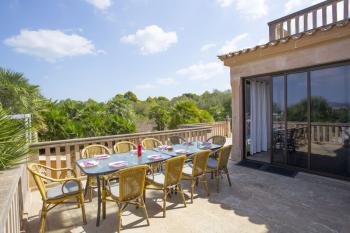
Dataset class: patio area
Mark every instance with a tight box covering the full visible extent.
[26,160,350,233]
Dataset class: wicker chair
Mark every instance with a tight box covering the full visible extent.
[81,144,112,201]
[141,138,163,150]
[168,135,186,145]
[145,155,187,217]
[28,163,86,233]
[102,165,150,233]
[114,141,137,153]
[207,135,226,146]
[181,150,211,203]
[206,145,232,192]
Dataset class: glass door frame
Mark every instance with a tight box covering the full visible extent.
[241,59,350,180]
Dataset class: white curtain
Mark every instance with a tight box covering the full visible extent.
[250,80,269,154]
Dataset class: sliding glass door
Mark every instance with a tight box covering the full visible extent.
[310,65,350,177]
[244,62,350,178]
[271,72,308,168]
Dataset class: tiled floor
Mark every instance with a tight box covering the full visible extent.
[26,161,350,233]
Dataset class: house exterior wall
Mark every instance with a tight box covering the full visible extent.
[228,28,350,161]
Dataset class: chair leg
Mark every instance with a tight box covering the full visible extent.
[76,197,80,208]
[39,203,47,233]
[163,190,167,217]
[216,170,220,193]
[225,168,232,186]
[80,193,87,224]
[190,180,195,203]
[202,176,210,197]
[178,184,187,207]
[102,189,106,219]
[89,184,93,202]
[140,197,150,225]
[117,203,123,233]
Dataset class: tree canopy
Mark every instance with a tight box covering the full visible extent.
[0,67,232,141]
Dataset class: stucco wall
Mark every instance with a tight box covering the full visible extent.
[229,37,350,161]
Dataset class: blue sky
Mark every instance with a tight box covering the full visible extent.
[0,0,322,101]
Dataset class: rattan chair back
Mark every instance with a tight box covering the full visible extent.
[118,165,148,202]
[168,136,185,145]
[164,155,186,187]
[28,163,48,200]
[192,150,210,177]
[81,144,111,158]
[141,138,162,150]
[114,141,137,153]
[218,145,232,170]
[207,136,226,146]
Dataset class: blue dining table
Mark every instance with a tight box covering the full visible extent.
[76,141,222,226]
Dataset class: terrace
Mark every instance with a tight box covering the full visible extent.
[9,152,350,233]
[1,1,350,233]
[1,120,350,233]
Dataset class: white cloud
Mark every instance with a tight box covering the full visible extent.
[285,0,323,14]
[85,0,112,10]
[135,83,155,90]
[200,43,217,52]
[4,29,98,62]
[156,77,176,85]
[176,62,225,81]
[120,25,178,55]
[236,0,267,19]
[217,0,268,19]
[219,33,248,54]
[216,0,234,7]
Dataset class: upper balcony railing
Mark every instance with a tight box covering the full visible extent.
[268,0,350,41]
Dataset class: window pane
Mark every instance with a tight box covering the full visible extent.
[310,65,350,177]
[272,76,286,164]
[287,72,308,168]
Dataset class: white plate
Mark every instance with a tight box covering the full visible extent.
[109,161,128,168]
[79,160,99,168]
[94,154,111,160]
[147,155,163,160]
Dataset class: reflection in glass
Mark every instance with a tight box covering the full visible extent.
[287,72,308,168]
[272,76,286,164]
[310,65,350,177]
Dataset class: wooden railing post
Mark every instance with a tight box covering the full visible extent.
[332,2,338,23]
[344,0,349,19]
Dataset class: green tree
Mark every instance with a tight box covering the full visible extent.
[124,91,138,102]
[149,105,170,131]
[106,94,135,119]
[0,107,29,169]
[0,68,48,131]
[168,100,213,129]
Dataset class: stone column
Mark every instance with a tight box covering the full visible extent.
[230,68,243,162]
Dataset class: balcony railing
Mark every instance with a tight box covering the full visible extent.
[268,0,350,41]
[179,120,231,138]
[28,121,231,189]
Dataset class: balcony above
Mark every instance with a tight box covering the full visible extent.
[218,0,350,64]
[268,0,349,41]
